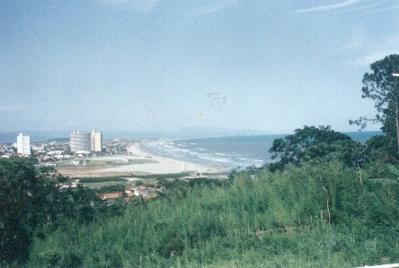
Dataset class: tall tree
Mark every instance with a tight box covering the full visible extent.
[268,126,366,171]
[0,158,100,264]
[350,54,399,154]
[0,158,45,262]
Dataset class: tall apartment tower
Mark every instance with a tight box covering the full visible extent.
[17,133,31,156]
[69,130,91,153]
[91,130,102,152]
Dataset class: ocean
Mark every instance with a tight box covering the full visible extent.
[140,131,381,169]
[0,130,381,169]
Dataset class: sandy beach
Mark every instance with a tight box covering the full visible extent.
[57,142,228,178]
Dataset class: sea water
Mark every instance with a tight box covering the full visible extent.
[140,131,381,170]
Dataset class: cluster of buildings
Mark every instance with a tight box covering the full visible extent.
[0,133,36,158]
[0,133,34,158]
[17,133,31,156]
[0,130,104,160]
[70,130,102,154]
[100,183,161,202]
[0,144,15,157]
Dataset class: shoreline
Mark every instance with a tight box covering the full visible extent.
[57,142,229,178]
[125,142,229,174]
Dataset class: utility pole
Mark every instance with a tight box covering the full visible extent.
[393,73,399,154]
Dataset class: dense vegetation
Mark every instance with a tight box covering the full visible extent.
[268,126,369,171]
[0,158,124,266]
[351,54,399,160]
[1,54,399,267]
[6,161,396,267]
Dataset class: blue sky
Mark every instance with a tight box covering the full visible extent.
[1,0,398,133]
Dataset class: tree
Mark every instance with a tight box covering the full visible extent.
[0,158,49,262]
[365,135,398,163]
[350,54,399,155]
[268,126,366,171]
[0,158,101,264]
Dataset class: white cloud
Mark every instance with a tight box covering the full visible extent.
[193,1,237,15]
[295,0,364,14]
[96,0,160,12]
[95,0,239,15]
[341,2,381,13]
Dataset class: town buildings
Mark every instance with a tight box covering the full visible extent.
[91,129,102,152]
[69,130,91,153]
[17,133,31,156]
[70,129,103,153]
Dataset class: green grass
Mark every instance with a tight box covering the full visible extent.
[78,177,129,189]
[79,177,128,183]
[83,181,128,190]
[25,162,399,267]
[56,158,157,168]
[133,172,192,179]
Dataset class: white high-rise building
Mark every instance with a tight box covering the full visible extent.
[17,133,31,156]
[69,130,91,153]
[91,130,102,152]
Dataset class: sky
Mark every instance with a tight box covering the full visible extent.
[1,0,399,134]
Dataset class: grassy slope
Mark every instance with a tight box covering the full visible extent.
[27,162,399,267]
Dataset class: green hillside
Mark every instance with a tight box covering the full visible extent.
[24,162,399,267]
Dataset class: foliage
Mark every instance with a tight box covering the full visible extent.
[0,158,125,264]
[23,161,399,267]
[365,135,399,163]
[95,184,126,194]
[350,54,399,156]
[134,172,191,179]
[0,158,52,262]
[79,177,128,184]
[3,125,399,267]
[268,126,367,171]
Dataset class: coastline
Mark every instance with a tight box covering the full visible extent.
[124,142,229,174]
[57,141,229,178]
